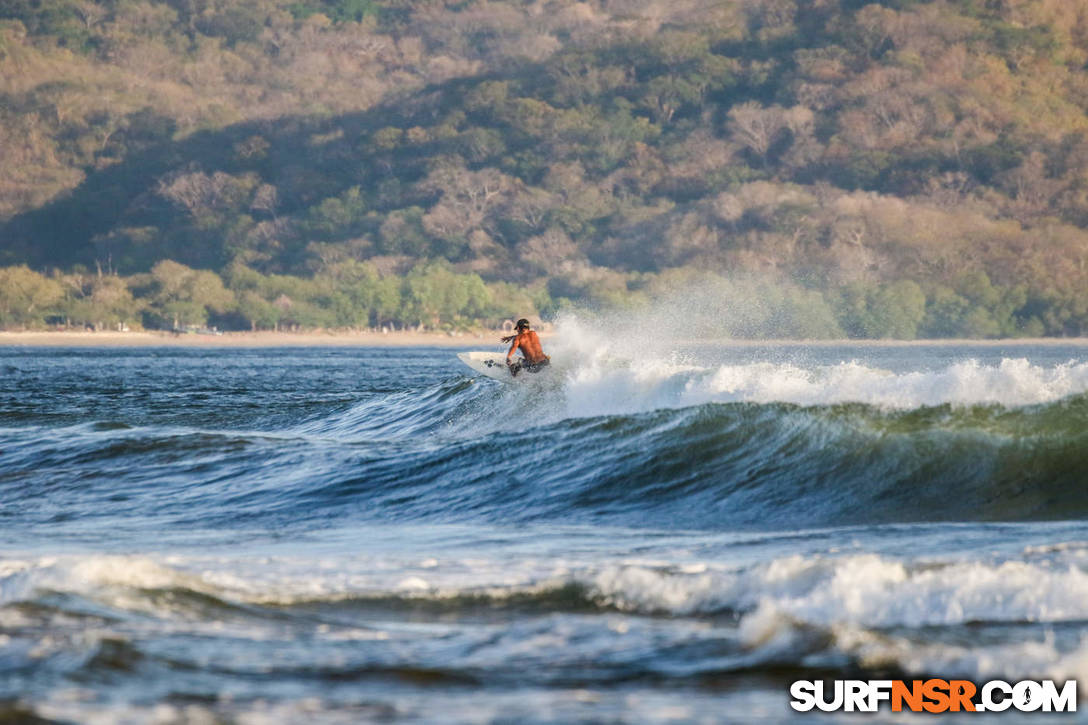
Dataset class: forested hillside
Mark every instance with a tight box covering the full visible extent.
[3,0,1088,337]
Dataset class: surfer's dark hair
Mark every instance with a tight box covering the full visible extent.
[516,318,530,329]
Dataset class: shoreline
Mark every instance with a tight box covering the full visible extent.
[0,330,505,348]
[3,330,1088,348]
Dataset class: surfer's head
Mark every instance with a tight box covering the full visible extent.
[516,318,531,331]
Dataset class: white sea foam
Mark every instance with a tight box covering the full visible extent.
[834,624,1088,685]
[585,553,1088,683]
[586,553,1088,626]
[0,555,214,609]
[7,539,1088,686]
[8,544,1088,627]
[542,317,1088,413]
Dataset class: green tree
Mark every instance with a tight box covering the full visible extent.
[0,266,63,327]
[371,276,403,328]
[236,290,281,331]
[317,259,382,327]
[61,273,141,330]
[868,281,927,340]
[837,281,927,339]
[304,187,368,240]
[921,286,971,338]
[403,262,490,329]
[144,260,234,329]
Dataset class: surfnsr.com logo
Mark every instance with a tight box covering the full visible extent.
[790,679,1077,713]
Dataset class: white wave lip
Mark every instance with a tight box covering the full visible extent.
[0,556,181,607]
[589,552,1088,684]
[559,357,1088,413]
[587,552,1088,625]
[8,546,1088,627]
[702,358,1088,408]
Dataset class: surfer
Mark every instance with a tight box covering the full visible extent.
[502,318,549,377]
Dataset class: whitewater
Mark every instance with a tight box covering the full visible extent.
[3,330,1088,723]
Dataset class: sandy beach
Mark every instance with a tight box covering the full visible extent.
[0,330,508,347]
[1,329,1087,347]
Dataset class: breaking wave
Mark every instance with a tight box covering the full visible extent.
[6,540,1088,688]
[5,345,1088,536]
[6,342,1088,722]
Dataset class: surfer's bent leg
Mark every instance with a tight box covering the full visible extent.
[525,358,550,374]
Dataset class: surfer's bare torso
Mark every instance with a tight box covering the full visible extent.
[506,330,547,364]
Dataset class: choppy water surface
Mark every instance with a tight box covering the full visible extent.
[3,337,1088,723]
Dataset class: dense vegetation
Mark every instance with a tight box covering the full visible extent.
[3,0,1088,337]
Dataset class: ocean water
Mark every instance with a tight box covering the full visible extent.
[3,333,1088,723]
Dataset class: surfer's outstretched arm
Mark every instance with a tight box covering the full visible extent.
[506,336,521,362]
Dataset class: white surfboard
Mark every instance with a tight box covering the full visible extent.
[458,351,517,382]
[458,350,556,382]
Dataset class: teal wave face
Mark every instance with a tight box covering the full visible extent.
[5,391,1088,540]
